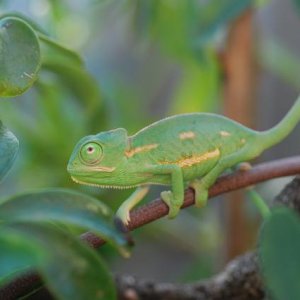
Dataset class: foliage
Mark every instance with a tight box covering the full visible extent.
[0,13,128,299]
[2,0,298,299]
[259,208,300,300]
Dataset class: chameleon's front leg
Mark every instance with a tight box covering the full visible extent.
[116,186,150,226]
[145,164,184,219]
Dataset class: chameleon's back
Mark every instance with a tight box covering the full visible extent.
[128,113,258,182]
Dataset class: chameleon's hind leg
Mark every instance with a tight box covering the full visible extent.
[144,164,184,219]
[189,179,208,208]
[191,147,254,208]
[116,186,150,226]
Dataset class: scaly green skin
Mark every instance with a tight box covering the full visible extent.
[67,96,300,225]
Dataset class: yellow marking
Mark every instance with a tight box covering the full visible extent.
[89,166,116,172]
[125,144,158,158]
[161,148,220,168]
[241,138,246,144]
[220,131,231,137]
[179,131,195,140]
[71,176,138,189]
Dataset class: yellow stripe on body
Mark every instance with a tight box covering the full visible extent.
[125,144,158,158]
[160,148,220,168]
[179,131,195,140]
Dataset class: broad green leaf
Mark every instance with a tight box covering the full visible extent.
[0,14,82,67]
[0,222,117,300]
[0,234,37,279]
[0,17,41,96]
[0,122,18,181]
[0,189,129,256]
[259,208,300,300]
[39,34,83,67]
[0,12,48,35]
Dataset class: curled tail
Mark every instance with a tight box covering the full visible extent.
[259,95,300,149]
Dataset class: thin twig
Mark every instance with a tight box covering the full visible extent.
[2,155,300,299]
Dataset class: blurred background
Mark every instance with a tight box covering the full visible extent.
[0,0,300,283]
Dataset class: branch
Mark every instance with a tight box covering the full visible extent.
[2,156,300,299]
[116,252,263,300]
[116,175,300,299]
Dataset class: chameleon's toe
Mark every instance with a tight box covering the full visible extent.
[160,191,180,219]
[115,206,131,227]
[236,162,252,172]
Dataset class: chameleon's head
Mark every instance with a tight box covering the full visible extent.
[67,128,129,187]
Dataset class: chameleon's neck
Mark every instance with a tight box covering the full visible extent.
[259,95,300,149]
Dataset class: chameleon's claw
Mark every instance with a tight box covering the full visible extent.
[236,162,252,172]
[115,206,131,226]
[160,190,180,219]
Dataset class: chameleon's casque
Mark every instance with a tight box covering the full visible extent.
[68,96,300,224]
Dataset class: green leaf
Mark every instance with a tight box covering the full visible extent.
[39,34,83,67]
[0,222,117,300]
[259,208,300,300]
[0,122,18,181]
[0,17,41,96]
[0,12,48,35]
[0,189,129,256]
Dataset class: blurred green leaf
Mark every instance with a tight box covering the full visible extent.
[0,222,117,300]
[0,17,41,96]
[259,40,300,89]
[39,34,84,67]
[41,62,102,120]
[169,52,220,114]
[131,0,252,58]
[0,189,129,256]
[0,122,18,182]
[293,0,300,12]
[195,0,253,46]
[259,208,300,300]
[0,12,48,35]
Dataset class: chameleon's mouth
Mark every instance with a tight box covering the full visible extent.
[70,176,138,189]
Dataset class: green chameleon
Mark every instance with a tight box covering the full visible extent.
[67,97,300,225]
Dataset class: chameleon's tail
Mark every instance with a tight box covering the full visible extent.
[259,94,300,149]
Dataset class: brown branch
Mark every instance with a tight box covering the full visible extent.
[116,176,300,300]
[116,252,263,300]
[2,156,300,299]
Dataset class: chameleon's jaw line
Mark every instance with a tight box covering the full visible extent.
[70,176,138,189]
[67,166,115,175]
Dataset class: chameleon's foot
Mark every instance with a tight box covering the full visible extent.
[115,205,131,226]
[190,180,208,208]
[160,190,181,219]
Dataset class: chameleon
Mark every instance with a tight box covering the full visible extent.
[67,96,300,225]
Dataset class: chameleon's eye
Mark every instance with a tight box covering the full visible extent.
[80,142,103,165]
